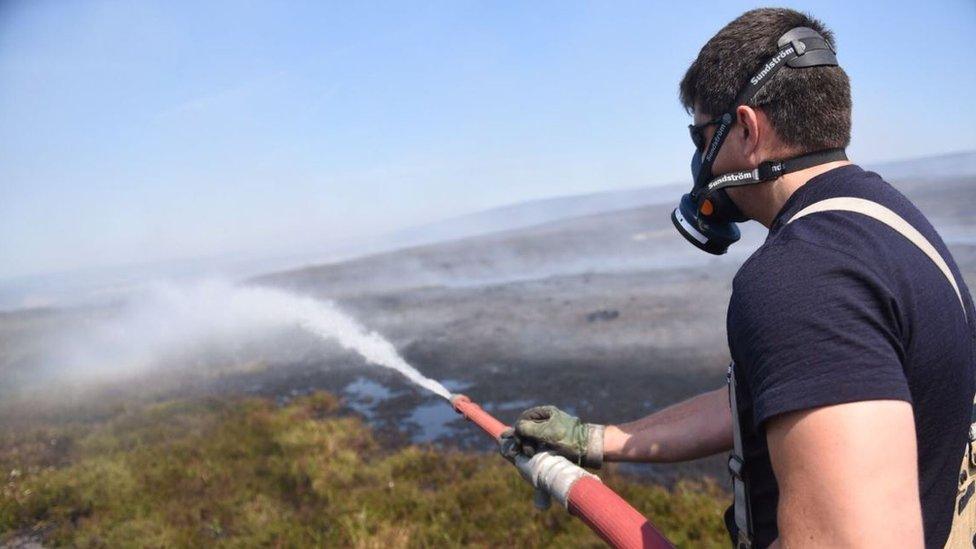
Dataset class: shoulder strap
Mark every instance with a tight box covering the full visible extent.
[787,196,967,319]
[728,362,753,549]
[787,196,976,549]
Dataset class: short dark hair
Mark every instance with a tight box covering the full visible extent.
[679,8,852,152]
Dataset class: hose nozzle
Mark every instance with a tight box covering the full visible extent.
[449,393,472,412]
[448,393,507,440]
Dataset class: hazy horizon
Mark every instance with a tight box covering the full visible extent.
[2,148,973,287]
[2,1,975,281]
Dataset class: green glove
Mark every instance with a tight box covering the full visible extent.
[513,405,605,469]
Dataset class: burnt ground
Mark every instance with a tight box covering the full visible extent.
[0,265,738,485]
[1,174,974,487]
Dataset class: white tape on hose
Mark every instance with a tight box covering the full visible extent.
[514,451,599,508]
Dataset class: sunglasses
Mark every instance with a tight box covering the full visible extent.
[688,115,727,151]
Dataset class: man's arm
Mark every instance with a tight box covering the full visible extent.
[603,387,733,463]
[766,399,924,548]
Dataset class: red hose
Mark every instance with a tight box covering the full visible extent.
[569,476,673,549]
[450,394,508,439]
[450,395,674,549]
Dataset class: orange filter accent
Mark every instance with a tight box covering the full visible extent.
[700,198,714,216]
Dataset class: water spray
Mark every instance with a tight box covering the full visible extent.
[55,281,675,547]
[294,289,674,547]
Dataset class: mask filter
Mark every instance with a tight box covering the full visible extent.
[672,193,741,255]
[672,149,743,254]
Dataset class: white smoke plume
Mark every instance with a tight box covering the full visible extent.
[43,280,450,399]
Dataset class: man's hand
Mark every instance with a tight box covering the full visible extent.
[509,405,605,468]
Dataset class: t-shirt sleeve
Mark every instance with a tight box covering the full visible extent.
[729,239,911,430]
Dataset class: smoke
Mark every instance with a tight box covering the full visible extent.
[42,280,450,399]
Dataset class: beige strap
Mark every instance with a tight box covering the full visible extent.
[788,197,966,317]
[728,362,753,548]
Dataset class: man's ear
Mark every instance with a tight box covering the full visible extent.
[735,105,763,162]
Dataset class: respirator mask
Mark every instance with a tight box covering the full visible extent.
[671,27,848,255]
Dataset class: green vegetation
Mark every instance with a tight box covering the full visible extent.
[0,392,728,547]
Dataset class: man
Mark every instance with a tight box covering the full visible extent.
[508,8,976,548]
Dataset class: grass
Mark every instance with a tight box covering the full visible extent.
[0,392,728,548]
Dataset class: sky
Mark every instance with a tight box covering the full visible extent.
[1,0,974,281]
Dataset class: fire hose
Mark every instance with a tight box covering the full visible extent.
[450,394,674,549]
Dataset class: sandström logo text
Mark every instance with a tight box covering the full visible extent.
[750,47,795,86]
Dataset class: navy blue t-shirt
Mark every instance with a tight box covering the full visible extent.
[724,164,976,548]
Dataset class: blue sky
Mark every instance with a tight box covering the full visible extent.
[1,0,974,280]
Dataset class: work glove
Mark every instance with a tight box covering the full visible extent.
[506,405,605,469]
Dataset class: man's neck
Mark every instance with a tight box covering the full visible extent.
[755,160,852,227]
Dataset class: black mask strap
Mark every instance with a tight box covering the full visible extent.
[699,147,848,199]
[696,113,733,185]
[732,27,837,108]
[694,27,839,190]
